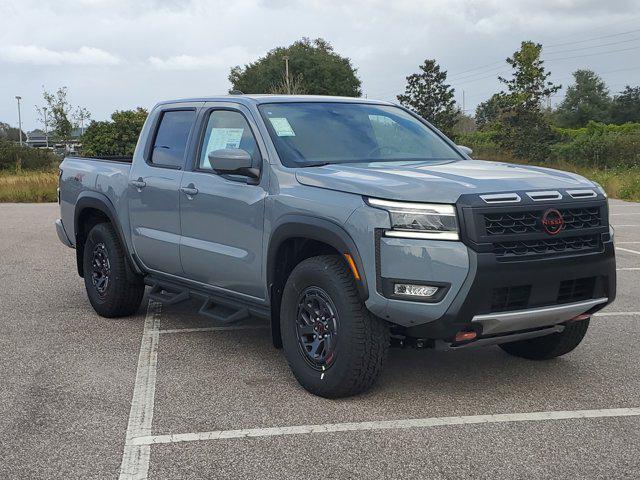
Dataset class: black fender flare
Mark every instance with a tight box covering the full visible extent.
[74,191,142,278]
[266,215,369,349]
[267,214,369,301]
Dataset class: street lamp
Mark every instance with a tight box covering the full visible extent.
[15,96,23,147]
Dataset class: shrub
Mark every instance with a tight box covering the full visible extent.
[0,140,59,171]
[549,121,640,168]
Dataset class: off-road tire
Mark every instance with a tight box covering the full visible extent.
[280,255,389,398]
[83,223,145,317]
[499,320,590,360]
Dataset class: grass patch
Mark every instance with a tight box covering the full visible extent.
[0,170,58,203]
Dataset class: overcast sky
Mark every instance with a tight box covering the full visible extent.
[1,0,639,131]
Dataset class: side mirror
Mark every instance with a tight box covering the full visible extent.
[208,148,260,179]
[457,145,473,157]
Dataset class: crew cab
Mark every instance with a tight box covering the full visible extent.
[56,95,616,398]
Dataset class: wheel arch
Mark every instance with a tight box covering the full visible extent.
[266,215,369,348]
[74,192,141,279]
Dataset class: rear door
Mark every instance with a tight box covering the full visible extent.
[128,104,199,275]
[179,103,268,300]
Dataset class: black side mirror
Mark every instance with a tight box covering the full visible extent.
[208,148,260,179]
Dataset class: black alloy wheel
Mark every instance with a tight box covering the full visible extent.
[296,287,339,369]
[90,243,111,298]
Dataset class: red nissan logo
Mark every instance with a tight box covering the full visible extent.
[541,209,564,235]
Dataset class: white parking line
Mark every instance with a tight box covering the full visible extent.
[612,225,640,227]
[159,325,269,334]
[617,242,640,244]
[128,407,640,446]
[118,300,162,480]
[617,247,640,256]
[594,311,640,317]
[617,268,640,271]
[611,213,640,216]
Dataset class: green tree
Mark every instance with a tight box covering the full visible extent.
[499,41,560,109]
[81,108,148,157]
[36,87,74,143]
[397,59,460,136]
[475,93,509,130]
[494,41,560,161]
[229,38,361,97]
[0,122,26,142]
[555,70,611,127]
[611,86,640,124]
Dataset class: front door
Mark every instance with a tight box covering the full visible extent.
[179,104,268,300]
[129,106,198,275]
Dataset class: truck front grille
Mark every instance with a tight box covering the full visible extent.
[493,234,600,258]
[484,207,602,236]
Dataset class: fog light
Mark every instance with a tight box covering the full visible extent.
[394,283,439,298]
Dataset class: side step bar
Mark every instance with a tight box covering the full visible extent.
[148,282,190,305]
[144,276,269,325]
[199,298,250,324]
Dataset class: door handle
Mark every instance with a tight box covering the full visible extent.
[129,178,146,190]
[180,185,199,198]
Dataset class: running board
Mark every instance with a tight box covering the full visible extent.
[198,298,250,324]
[148,282,190,305]
[144,275,269,323]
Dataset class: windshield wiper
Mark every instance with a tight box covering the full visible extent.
[300,161,332,167]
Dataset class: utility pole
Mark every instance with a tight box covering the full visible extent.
[15,96,23,146]
[462,90,466,113]
[283,55,291,94]
[43,107,49,148]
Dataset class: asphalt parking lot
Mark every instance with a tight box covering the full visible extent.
[1,200,639,479]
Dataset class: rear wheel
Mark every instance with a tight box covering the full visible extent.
[83,223,144,317]
[280,255,389,398]
[499,320,590,360]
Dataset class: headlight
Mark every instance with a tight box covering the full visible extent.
[366,198,459,240]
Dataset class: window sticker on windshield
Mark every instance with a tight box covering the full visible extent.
[201,128,244,169]
[369,114,396,126]
[269,117,296,137]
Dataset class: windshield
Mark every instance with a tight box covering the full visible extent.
[258,102,462,167]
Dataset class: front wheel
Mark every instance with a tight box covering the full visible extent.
[499,320,590,360]
[83,223,145,318]
[280,255,389,398]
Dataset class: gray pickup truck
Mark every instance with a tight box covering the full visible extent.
[56,95,616,398]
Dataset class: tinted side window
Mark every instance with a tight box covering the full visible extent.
[150,110,195,168]
[198,110,259,170]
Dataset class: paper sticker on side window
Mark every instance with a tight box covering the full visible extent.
[268,117,295,137]
[201,128,244,169]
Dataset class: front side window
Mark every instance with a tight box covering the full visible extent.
[150,110,195,168]
[258,102,462,167]
[198,110,259,170]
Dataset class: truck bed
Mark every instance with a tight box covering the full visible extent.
[58,156,133,247]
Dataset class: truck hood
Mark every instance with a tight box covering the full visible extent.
[294,159,595,203]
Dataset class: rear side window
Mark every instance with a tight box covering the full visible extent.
[150,110,195,168]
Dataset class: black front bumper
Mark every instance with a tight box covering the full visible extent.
[405,239,616,341]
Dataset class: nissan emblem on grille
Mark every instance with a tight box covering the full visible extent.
[541,209,564,235]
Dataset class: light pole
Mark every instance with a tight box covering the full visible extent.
[43,107,49,148]
[15,96,23,147]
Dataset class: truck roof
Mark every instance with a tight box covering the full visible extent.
[155,94,395,108]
